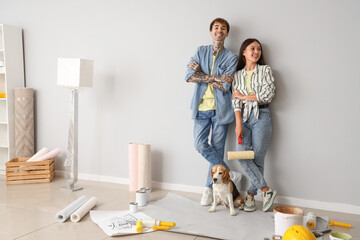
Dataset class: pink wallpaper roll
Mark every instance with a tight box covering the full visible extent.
[137,143,151,190]
[27,147,49,162]
[128,143,138,192]
[32,148,61,162]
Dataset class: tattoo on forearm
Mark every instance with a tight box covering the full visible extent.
[210,81,226,91]
[215,74,233,84]
[193,64,201,72]
[187,72,215,83]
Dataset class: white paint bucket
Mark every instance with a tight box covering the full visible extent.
[274,206,304,237]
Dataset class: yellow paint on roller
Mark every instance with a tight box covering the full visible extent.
[227,151,255,160]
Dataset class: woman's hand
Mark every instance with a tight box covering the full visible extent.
[235,123,243,141]
[233,89,246,100]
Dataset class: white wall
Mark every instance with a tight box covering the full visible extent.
[1,0,359,207]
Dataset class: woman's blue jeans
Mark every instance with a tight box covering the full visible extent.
[236,108,272,195]
[194,110,229,188]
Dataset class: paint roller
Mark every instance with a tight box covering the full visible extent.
[316,215,351,229]
[136,218,176,233]
[227,136,255,160]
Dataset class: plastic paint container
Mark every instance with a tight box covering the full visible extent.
[330,232,352,240]
[273,206,304,237]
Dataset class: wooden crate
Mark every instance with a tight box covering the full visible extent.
[6,157,55,185]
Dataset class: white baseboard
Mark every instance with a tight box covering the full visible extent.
[32,171,360,215]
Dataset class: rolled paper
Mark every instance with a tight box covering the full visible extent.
[26,147,49,162]
[55,195,88,223]
[31,148,61,162]
[227,151,255,160]
[70,197,97,223]
[128,143,138,191]
[138,143,151,189]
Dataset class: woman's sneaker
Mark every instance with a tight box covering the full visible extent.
[262,188,277,212]
[244,195,256,212]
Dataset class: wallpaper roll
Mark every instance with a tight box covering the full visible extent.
[128,143,138,192]
[70,197,97,223]
[32,148,61,162]
[55,195,88,223]
[138,143,151,190]
[227,151,255,160]
[26,147,49,162]
[14,88,34,157]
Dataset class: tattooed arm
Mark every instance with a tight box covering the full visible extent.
[187,61,233,91]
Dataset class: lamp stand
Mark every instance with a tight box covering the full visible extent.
[62,89,83,191]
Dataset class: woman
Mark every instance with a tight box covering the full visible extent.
[232,38,277,212]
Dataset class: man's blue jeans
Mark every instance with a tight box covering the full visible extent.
[194,110,229,188]
[236,108,272,195]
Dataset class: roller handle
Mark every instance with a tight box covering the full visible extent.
[153,226,169,231]
[159,221,176,227]
[238,137,242,144]
[329,219,351,228]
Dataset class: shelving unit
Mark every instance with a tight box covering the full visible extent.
[0,24,25,173]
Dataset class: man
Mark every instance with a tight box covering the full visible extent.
[185,18,238,206]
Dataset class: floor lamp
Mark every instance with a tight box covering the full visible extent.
[57,58,93,191]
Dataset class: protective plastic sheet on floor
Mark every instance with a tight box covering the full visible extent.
[142,193,275,240]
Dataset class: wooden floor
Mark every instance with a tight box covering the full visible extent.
[0,176,358,240]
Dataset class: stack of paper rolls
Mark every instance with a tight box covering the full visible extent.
[128,143,151,191]
[55,195,97,223]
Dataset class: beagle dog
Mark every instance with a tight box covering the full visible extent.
[209,164,245,216]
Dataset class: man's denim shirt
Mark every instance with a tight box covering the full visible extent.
[185,45,238,125]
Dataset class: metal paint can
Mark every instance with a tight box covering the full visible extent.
[129,202,138,213]
[136,189,147,207]
[141,187,151,202]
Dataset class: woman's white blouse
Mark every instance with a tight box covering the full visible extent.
[232,64,276,122]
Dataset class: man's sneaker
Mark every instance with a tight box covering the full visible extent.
[262,188,277,212]
[244,195,256,212]
[201,187,213,206]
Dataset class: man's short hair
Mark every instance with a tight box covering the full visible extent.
[210,18,230,33]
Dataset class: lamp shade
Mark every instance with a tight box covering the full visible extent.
[57,58,93,88]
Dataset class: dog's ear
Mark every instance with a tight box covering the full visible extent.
[223,169,230,184]
[210,166,214,180]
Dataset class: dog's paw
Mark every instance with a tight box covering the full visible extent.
[230,210,237,216]
[209,207,216,213]
[238,203,245,210]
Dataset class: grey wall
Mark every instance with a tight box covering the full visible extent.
[1,0,359,206]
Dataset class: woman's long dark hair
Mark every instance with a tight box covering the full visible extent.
[236,38,265,71]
